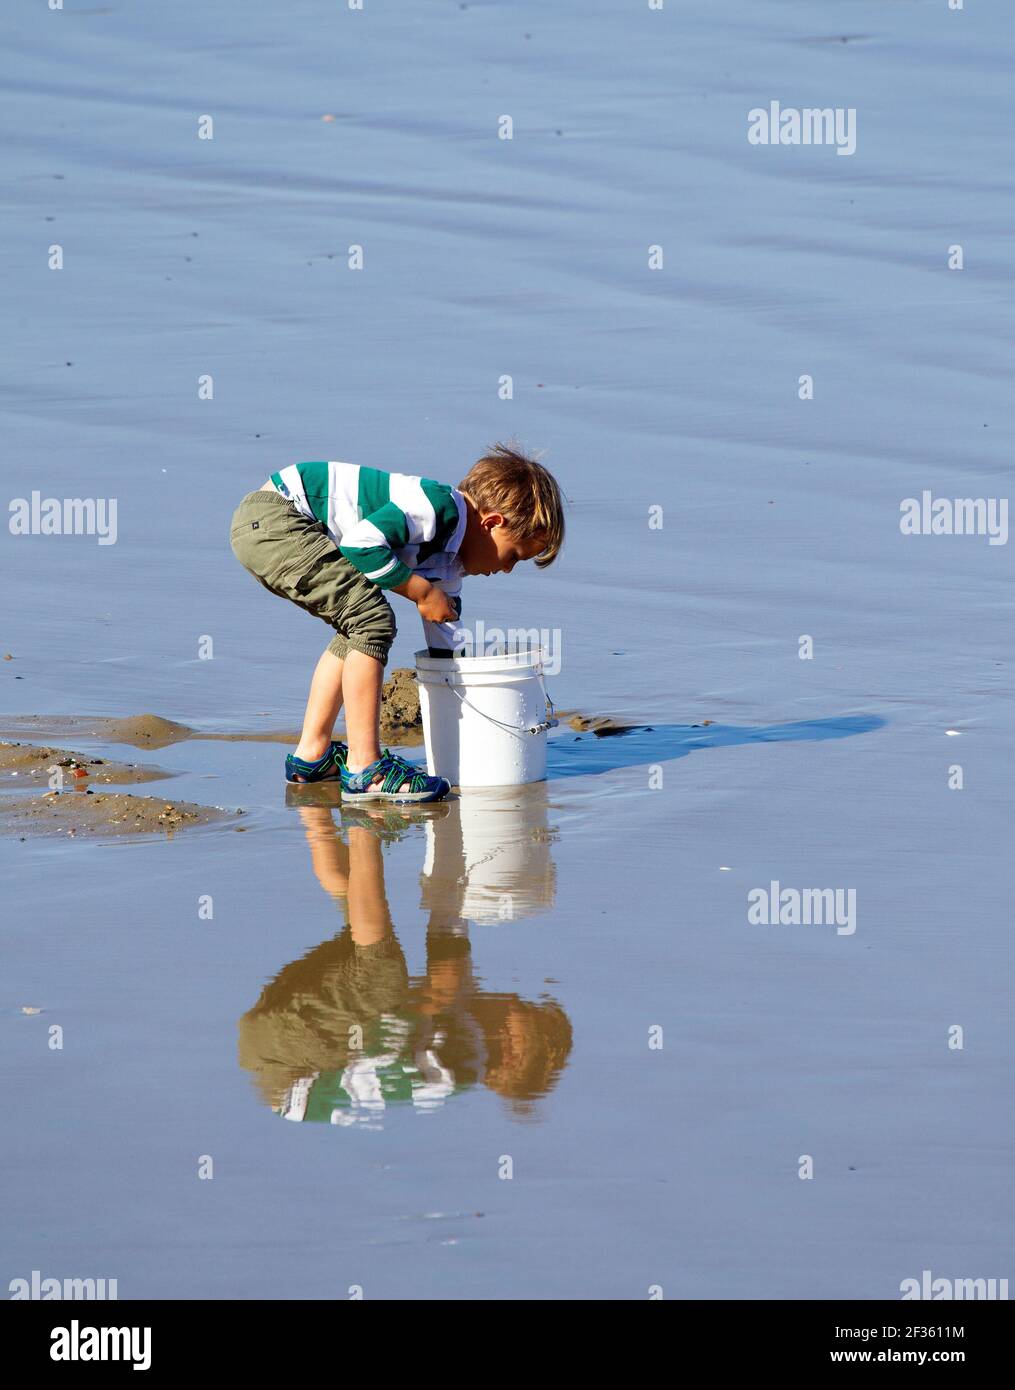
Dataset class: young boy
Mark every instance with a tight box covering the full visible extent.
[230,443,564,802]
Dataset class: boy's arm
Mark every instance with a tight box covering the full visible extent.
[418,579,464,658]
[389,572,458,622]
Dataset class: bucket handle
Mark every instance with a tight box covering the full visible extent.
[441,673,559,737]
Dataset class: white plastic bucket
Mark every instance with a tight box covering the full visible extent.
[415,648,552,788]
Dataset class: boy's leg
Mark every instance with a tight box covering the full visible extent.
[292,554,399,779]
[340,648,447,797]
[294,650,346,763]
[342,649,384,773]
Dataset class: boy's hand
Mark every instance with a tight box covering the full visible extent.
[416,588,459,624]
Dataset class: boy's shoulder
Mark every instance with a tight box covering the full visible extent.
[370,466,462,526]
[284,461,462,540]
[290,459,456,490]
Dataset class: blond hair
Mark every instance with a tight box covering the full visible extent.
[459,442,565,568]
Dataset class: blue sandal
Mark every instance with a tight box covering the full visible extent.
[340,749,450,803]
[285,740,348,784]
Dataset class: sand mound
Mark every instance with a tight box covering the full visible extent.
[0,790,238,838]
[0,741,167,785]
[566,713,637,736]
[0,714,196,750]
[379,667,423,744]
[100,714,195,748]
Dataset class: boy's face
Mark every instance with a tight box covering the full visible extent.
[459,511,546,577]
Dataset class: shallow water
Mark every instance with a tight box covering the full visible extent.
[2,0,1013,1298]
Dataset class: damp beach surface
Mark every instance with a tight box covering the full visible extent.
[1,1,1013,1298]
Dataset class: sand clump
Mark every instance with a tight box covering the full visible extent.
[0,790,238,839]
[0,714,195,750]
[562,713,709,737]
[99,714,195,747]
[564,713,640,737]
[0,741,166,785]
[379,667,423,744]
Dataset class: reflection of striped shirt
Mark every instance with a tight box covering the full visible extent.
[269,461,466,596]
[277,1017,459,1127]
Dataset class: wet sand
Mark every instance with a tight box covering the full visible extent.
[0,667,428,751]
[0,735,228,838]
[0,740,168,786]
[0,689,617,838]
[0,683,592,750]
[0,790,238,839]
[0,738,224,839]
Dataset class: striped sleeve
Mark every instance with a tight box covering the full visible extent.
[338,502,414,588]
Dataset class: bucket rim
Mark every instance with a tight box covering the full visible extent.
[414,646,545,673]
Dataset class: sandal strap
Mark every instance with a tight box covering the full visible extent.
[290,747,335,774]
[288,741,347,781]
[377,750,429,794]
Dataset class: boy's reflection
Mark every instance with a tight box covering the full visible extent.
[239,795,572,1127]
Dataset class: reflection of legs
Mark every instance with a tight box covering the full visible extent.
[347,828,391,947]
[298,809,392,947]
[297,807,349,899]
[294,650,345,764]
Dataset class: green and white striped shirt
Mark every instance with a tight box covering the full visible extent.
[269,461,466,650]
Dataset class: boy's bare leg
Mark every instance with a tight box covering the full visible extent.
[342,649,384,773]
[294,650,345,763]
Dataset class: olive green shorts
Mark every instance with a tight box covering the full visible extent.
[230,490,396,664]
